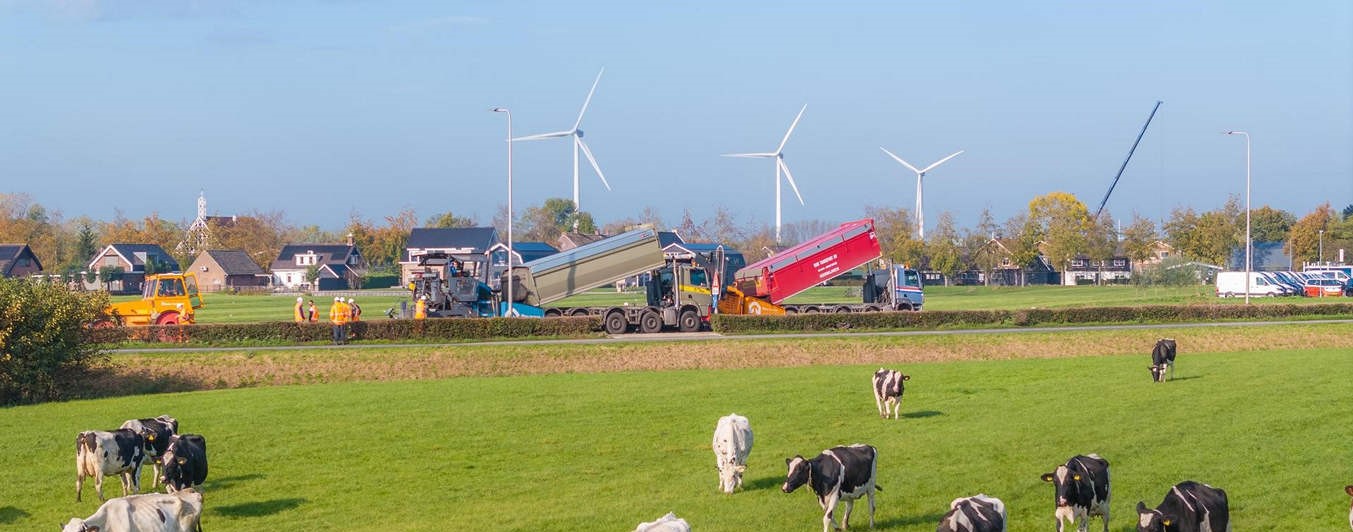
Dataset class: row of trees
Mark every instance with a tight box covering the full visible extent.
[2,192,1350,280]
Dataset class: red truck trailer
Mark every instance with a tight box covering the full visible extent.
[718,219,922,315]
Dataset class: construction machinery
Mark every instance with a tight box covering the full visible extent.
[407,253,496,318]
[502,227,717,334]
[717,219,924,315]
[101,272,205,326]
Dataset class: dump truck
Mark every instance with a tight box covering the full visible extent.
[100,272,205,326]
[502,227,716,334]
[407,253,495,317]
[716,219,923,315]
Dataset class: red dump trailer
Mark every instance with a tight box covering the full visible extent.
[719,219,896,315]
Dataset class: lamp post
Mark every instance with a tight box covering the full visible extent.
[1318,229,1324,263]
[492,107,516,316]
[1225,131,1251,305]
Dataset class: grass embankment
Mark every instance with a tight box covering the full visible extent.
[4,335,1351,530]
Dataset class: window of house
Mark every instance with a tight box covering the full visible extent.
[1113,259,1126,267]
[296,253,317,266]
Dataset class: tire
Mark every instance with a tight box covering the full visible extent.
[156,312,180,325]
[803,307,820,314]
[569,308,591,317]
[783,308,798,314]
[833,306,851,313]
[677,309,700,332]
[543,309,563,318]
[638,311,663,334]
[603,311,629,335]
[862,305,882,313]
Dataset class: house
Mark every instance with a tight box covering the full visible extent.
[972,238,1059,286]
[0,244,43,278]
[485,241,559,290]
[87,244,181,293]
[1062,255,1132,285]
[1131,240,1176,273]
[557,231,606,251]
[187,250,270,292]
[401,227,500,285]
[270,243,365,290]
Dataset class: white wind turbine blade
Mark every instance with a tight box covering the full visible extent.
[775,104,808,155]
[576,137,612,191]
[572,68,605,133]
[512,130,573,141]
[919,150,964,174]
[723,152,777,158]
[777,158,805,205]
[880,147,922,174]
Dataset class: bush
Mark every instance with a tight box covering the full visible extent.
[89,316,602,345]
[0,279,109,405]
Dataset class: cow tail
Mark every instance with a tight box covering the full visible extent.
[874,484,883,492]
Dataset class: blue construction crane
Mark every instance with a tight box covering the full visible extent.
[1095,101,1162,218]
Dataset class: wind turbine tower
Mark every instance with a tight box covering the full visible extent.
[513,68,612,212]
[879,147,963,240]
[724,105,808,243]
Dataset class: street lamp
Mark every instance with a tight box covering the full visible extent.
[492,107,517,316]
[1225,130,1251,305]
[1319,229,1324,263]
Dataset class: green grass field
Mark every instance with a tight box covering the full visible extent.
[4,345,1350,530]
[112,284,1335,325]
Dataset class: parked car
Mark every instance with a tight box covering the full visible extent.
[1302,277,1345,297]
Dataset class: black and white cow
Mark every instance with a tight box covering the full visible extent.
[632,512,691,532]
[937,494,1006,532]
[872,368,910,419]
[1135,481,1229,532]
[120,415,179,489]
[63,488,203,532]
[1149,338,1177,383]
[1344,485,1353,531]
[160,434,208,493]
[75,429,146,502]
[783,443,881,532]
[1040,454,1110,532]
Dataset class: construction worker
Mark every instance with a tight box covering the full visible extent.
[348,298,362,322]
[294,297,306,323]
[307,299,318,322]
[414,295,427,320]
[329,296,348,345]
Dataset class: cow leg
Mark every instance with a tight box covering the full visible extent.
[95,473,105,501]
[873,388,885,418]
[890,398,900,420]
[821,494,841,532]
[76,472,84,502]
[867,489,876,528]
[842,499,855,529]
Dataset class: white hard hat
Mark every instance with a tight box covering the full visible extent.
[297,297,303,302]
[348,298,355,303]
[334,297,341,302]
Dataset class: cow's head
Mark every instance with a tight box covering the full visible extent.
[782,456,810,493]
[1135,501,1173,532]
[1148,365,1165,383]
[1040,464,1087,508]
[716,460,747,494]
[62,518,93,532]
[160,451,187,492]
[891,373,910,396]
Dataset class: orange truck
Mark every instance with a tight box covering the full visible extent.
[101,272,205,326]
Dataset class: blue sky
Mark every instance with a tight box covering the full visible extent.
[1,1,1350,234]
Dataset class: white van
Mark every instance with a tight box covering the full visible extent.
[1215,271,1286,297]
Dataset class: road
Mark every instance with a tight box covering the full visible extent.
[111,318,1353,353]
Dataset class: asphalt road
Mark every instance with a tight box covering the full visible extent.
[111,318,1353,354]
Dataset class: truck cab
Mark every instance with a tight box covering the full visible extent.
[646,259,714,331]
[409,253,496,317]
[862,264,924,311]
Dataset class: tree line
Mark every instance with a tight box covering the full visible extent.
[2,192,1349,279]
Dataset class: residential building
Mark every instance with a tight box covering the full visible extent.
[87,244,181,293]
[0,243,43,278]
[187,250,270,292]
[271,244,365,290]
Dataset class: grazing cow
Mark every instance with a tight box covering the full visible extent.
[1135,481,1229,532]
[633,512,691,532]
[1040,454,1110,532]
[872,368,910,419]
[120,415,178,489]
[76,429,146,502]
[1149,338,1177,383]
[712,414,754,494]
[937,494,1007,532]
[1342,484,1353,530]
[783,443,881,532]
[160,434,208,493]
[63,488,203,532]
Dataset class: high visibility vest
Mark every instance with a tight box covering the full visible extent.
[330,302,348,325]
[308,304,318,322]
[294,302,305,322]
[414,299,427,320]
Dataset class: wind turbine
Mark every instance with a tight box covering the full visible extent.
[879,147,963,240]
[512,68,612,212]
[723,104,808,243]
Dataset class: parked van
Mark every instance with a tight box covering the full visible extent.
[1215,271,1287,297]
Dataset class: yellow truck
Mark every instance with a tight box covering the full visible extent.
[101,272,205,326]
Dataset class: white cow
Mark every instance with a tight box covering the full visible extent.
[712,413,753,494]
[63,488,203,532]
[633,512,691,532]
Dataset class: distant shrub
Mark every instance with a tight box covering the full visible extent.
[0,279,109,405]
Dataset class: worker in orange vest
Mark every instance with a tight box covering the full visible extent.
[348,298,362,321]
[308,300,318,322]
[329,296,348,344]
[293,296,306,322]
[414,296,427,320]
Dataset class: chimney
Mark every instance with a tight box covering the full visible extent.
[346,233,355,246]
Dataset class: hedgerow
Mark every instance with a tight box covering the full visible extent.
[87,316,602,345]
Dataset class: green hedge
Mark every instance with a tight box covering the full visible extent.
[711,303,1353,333]
[88,316,601,345]
[1,279,109,404]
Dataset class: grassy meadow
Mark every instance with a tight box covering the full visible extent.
[113,284,1336,325]
[3,336,1351,530]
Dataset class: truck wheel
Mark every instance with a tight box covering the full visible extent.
[156,312,180,325]
[803,307,820,314]
[569,308,591,317]
[862,305,881,313]
[544,309,563,318]
[833,306,851,313]
[677,309,700,332]
[639,311,663,334]
[603,311,629,335]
